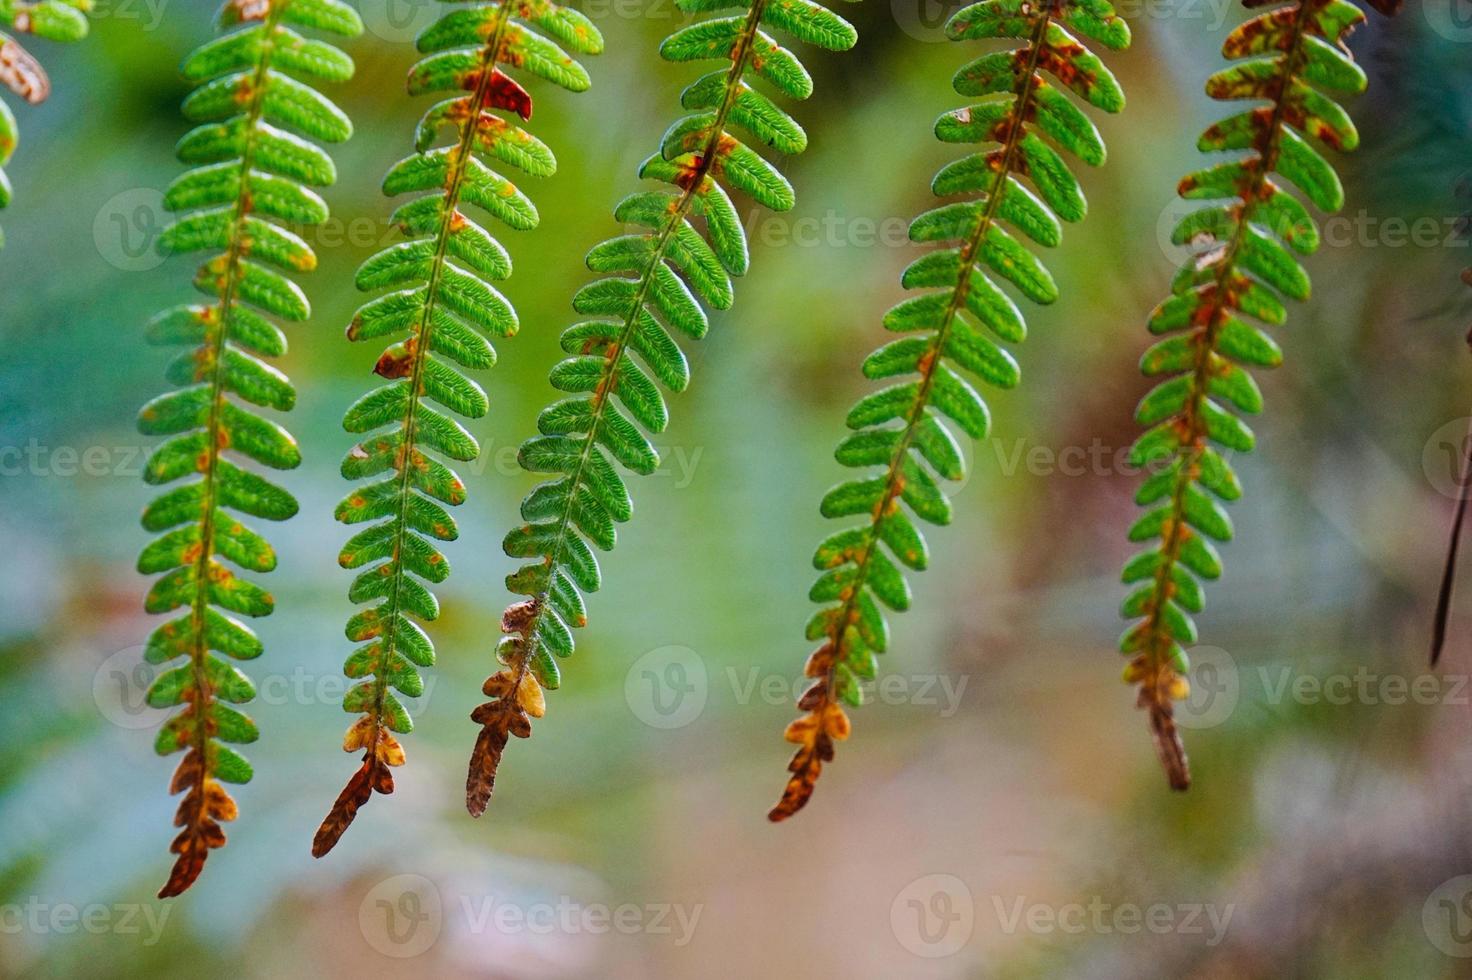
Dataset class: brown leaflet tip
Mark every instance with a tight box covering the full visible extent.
[157,850,207,899]
[1146,702,1191,792]
[312,756,390,858]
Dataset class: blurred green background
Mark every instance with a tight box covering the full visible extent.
[2,1,1471,976]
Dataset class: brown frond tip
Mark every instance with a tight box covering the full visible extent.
[466,663,542,817]
[769,659,851,822]
[158,750,236,899]
[1138,685,1191,792]
[312,754,394,858]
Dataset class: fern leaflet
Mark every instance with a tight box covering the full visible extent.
[313,0,603,856]
[1115,0,1398,790]
[137,0,360,898]
[769,0,1129,821]
[464,0,860,816]
[0,0,89,247]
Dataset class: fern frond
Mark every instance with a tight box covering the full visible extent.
[0,0,89,247]
[464,0,859,817]
[1115,0,1397,790]
[137,0,361,898]
[768,0,1129,821]
[313,0,603,856]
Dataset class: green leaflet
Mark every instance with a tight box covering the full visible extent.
[1115,0,1393,793]
[138,0,360,900]
[770,0,1129,823]
[0,0,90,247]
[315,0,603,858]
[465,0,859,818]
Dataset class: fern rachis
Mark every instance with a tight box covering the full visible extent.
[137,0,361,898]
[1115,0,1399,789]
[312,0,603,856]
[769,0,1130,821]
[464,0,859,816]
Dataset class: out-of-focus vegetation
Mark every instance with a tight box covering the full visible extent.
[0,2,1470,977]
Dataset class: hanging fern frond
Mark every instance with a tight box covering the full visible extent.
[313,0,603,857]
[0,0,89,247]
[767,0,1129,822]
[464,0,859,817]
[138,0,361,898]
[1114,0,1398,791]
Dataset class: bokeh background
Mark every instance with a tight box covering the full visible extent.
[2,0,1471,976]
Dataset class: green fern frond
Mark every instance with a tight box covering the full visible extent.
[313,0,603,856]
[0,0,89,247]
[1115,0,1398,791]
[137,0,361,898]
[768,0,1129,821]
[464,0,859,816]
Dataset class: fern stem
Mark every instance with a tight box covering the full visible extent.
[162,1,284,899]
[313,2,517,857]
[471,0,772,817]
[1131,12,1308,791]
[770,8,1055,822]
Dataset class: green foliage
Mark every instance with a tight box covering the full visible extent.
[464,0,859,816]
[770,0,1129,821]
[0,0,89,247]
[314,0,603,856]
[1115,0,1398,791]
[138,0,360,898]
